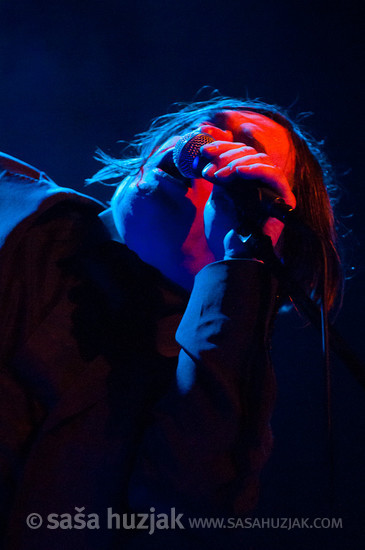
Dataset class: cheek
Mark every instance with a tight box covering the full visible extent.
[112,176,217,286]
[282,146,296,186]
[113,179,196,266]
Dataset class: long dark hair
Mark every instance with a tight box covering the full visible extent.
[87,94,343,312]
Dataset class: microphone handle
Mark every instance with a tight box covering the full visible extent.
[223,181,300,230]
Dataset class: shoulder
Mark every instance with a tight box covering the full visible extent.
[0,151,105,248]
[0,151,47,180]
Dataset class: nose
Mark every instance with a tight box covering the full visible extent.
[238,124,266,153]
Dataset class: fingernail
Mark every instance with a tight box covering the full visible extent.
[201,144,214,155]
[202,163,214,177]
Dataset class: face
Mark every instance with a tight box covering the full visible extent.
[210,110,295,183]
[111,110,295,290]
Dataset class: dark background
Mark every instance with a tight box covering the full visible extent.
[0,0,364,548]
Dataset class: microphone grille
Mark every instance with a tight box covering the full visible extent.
[173,131,215,178]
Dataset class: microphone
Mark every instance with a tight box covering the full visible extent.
[173,131,297,227]
[173,131,215,178]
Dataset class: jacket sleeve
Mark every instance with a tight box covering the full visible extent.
[129,259,279,517]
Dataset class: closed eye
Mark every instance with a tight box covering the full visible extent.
[239,135,267,155]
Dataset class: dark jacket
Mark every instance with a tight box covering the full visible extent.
[0,153,278,549]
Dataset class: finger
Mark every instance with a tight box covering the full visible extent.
[219,151,270,165]
[223,230,253,260]
[201,141,255,159]
[202,150,267,179]
[198,124,233,142]
[200,143,257,178]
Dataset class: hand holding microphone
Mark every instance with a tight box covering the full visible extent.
[173,130,297,254]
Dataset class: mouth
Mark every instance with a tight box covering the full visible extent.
[157,149,192,188]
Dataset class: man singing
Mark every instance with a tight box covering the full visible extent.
[0,95,342,549]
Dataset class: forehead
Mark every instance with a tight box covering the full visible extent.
[211,109,290,145]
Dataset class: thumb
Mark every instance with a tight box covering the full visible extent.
[223,229,253,259]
